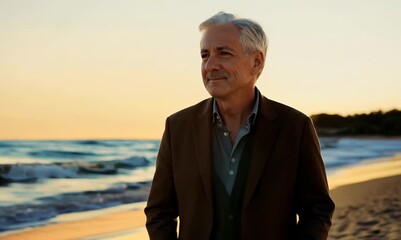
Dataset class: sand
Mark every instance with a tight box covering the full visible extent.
[0,208,148,240]
[327,154,401,239]
[1,153,401,240]
[328,175,401,239]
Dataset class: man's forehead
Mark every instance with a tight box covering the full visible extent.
[200,23,242,50]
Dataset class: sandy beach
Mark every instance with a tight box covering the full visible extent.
[0,205,148,240]
[327,153,401,239]
[1,154,401,240]
[329,175,401,239]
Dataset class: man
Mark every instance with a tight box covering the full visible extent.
[145,12,334,240]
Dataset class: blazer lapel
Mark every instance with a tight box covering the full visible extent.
[243,96,279,207]
[190,96,279,209]
[192,99,214,208]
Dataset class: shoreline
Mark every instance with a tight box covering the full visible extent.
[1,153,401,240]
[328,152,401,189]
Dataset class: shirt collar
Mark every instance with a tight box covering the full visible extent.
[212,87,260,125]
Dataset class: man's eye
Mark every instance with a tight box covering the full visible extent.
[201,54,209,60]
[221,51,232,56]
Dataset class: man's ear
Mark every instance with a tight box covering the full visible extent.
[251,51,265,75]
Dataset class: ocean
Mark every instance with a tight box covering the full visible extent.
[1,138,401,232]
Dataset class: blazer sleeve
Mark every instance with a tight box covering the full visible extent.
[295,117,335,239]
[144,118,179,240]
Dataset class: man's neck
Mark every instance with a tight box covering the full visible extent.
[215,88,256,142]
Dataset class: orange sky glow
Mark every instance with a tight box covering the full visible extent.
[1,1,400,140]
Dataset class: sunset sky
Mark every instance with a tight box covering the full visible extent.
[1,0,400,140]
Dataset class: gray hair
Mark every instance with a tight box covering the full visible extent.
[199,12,268,57]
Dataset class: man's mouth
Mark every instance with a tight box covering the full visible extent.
[208,77,226,81]
[207,71,228,81]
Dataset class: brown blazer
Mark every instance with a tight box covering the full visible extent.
[145,93,335,240]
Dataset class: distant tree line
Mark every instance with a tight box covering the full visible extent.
[310,109,401,136]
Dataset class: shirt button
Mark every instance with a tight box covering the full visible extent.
[216,115,220,120]
[231,157,236,163]
[229,170,234,175]
[228,215,234,219]
[223,132,229,137]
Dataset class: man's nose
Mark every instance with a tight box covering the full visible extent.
[204,55,220,71]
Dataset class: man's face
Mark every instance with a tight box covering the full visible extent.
[200,23,258,100]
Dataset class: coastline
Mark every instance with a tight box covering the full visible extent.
[1,153,401,240]
[328,153,401,189]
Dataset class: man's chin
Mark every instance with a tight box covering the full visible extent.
[205,88,228,99]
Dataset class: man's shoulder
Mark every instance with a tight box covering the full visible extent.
[262,97,308,121]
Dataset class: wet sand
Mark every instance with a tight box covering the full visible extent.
[0,207,147,240]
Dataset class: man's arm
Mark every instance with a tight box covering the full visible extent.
[145,118,179,240]
[295,117,335,239]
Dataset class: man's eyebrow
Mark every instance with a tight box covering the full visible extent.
[201,46,235,53]
[216,46,235,52]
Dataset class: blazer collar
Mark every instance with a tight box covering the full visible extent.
[191,92,280,209]
[243,93,279,207]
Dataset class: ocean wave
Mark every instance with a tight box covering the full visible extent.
[29,150,98,158]
[74,140,115,147]
[319,138,339,149]
[74,140,149,148]
[76,140,102,145]
[0,181,151,232]
[0,156,150,184]
[111,156,150,167]
[0,164,78,183]
[0,142,13,148]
